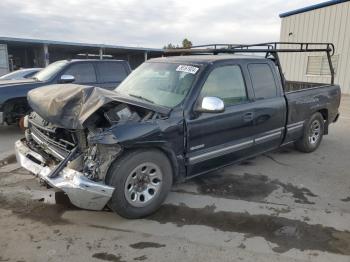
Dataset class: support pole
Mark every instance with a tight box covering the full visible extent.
[43,44,49,67]
[99,48,103,60]
[144,51,148,61]
[326,51,335,85]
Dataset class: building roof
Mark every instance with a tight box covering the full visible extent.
[279,0,349,18]
[0,36,163,52]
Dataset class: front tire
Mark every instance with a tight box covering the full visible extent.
[106,149,173,219]
[295,112,324,153]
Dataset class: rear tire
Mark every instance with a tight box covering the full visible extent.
[106,149,173,219]
[295,112,324,153]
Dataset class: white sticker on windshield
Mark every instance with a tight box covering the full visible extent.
[176,65,199,74]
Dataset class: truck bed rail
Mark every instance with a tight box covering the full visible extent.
[284,81,331,93]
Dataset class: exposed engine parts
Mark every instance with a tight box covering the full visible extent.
[104,104,141,123]
[83,144,122,181]
[86,103,164,128]
[25,102,157,182]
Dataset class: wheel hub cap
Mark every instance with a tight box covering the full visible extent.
[124,162,163,207]
[309,120,321,145]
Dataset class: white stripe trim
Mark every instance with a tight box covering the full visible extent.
[287,121,304,128]
[254,131,282,143]
[287,124,303,132]
[189,140,254,164]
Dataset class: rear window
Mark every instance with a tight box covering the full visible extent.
[248,63,277,99]
[97,62,128,82]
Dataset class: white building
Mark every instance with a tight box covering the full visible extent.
[279,0,350,94]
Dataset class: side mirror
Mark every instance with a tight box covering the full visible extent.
[59,74,75,83]
[196,96,225,113]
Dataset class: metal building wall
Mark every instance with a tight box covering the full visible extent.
[279,1,350,94]
[0,44,9,76]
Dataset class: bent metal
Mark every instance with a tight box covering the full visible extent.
[15,42,341,218]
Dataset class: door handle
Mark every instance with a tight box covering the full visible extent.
[243,112,254,122]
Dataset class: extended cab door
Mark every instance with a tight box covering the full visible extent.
[246,62,287,153]
[186,63,258,175]
[96,62,129,90]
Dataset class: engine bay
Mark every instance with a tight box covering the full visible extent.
[25,102,166,182]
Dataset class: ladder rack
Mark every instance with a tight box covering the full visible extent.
[164,42,335,84]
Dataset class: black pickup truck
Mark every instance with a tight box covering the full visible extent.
[15,42,341,218]
[0,59,131,125]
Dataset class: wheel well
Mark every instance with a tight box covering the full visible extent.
[3,98,30,124]
[318,109,328,121]
[318,109,329,134]
[118,146,181,182]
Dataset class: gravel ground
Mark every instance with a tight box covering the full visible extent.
[0,96,349,262]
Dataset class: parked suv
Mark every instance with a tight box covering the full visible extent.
[0,59,131,125]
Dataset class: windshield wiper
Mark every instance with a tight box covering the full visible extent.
[128,94,155,104]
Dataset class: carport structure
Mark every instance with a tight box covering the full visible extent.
[0,36,163,71]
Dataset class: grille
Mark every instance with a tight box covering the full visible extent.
[29,121,75,160]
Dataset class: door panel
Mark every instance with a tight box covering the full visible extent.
[187,103,257,175]
[247,63,287,152]
[251,97,286,152]
[186,64,257,175]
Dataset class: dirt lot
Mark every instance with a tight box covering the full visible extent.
[0,96,349,262]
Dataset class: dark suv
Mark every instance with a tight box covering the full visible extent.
[0,59,131,125]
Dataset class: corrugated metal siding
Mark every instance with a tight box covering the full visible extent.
[0,44,9,76]
[279,1,350,94]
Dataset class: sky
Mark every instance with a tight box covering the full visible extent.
[0,0,322,48]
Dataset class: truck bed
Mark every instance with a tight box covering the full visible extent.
[282,83,341,145]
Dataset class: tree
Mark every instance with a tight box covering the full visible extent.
[163,39,193,49]
[163,43,177,49]
[182,38,193,49]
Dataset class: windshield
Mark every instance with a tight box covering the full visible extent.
[34,60,68,81]
[116,62,199,108]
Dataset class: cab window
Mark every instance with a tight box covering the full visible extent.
[248,63,277,99]
[97,62,128,82]
[200,65,247,106]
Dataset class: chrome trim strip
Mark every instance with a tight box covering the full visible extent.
[31,132,65,160]
[287,121,305,128]
[188,127,286,164]
[0,112,3,125]
[189,140,254,164]
[254,131,281,143]
[287,124,304,132]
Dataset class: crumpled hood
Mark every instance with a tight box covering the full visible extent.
[27,84,170,129]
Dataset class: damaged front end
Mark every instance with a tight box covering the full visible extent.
[15,112,121,210]
[15,84,166,210]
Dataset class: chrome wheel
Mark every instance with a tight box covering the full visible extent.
[308,120,321,145]
[124,162,163,207]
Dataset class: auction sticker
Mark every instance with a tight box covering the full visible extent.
[176,65,199,74]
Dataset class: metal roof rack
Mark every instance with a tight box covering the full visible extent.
[164,42,336,84]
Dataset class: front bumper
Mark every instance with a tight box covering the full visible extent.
[15,139,115,210]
